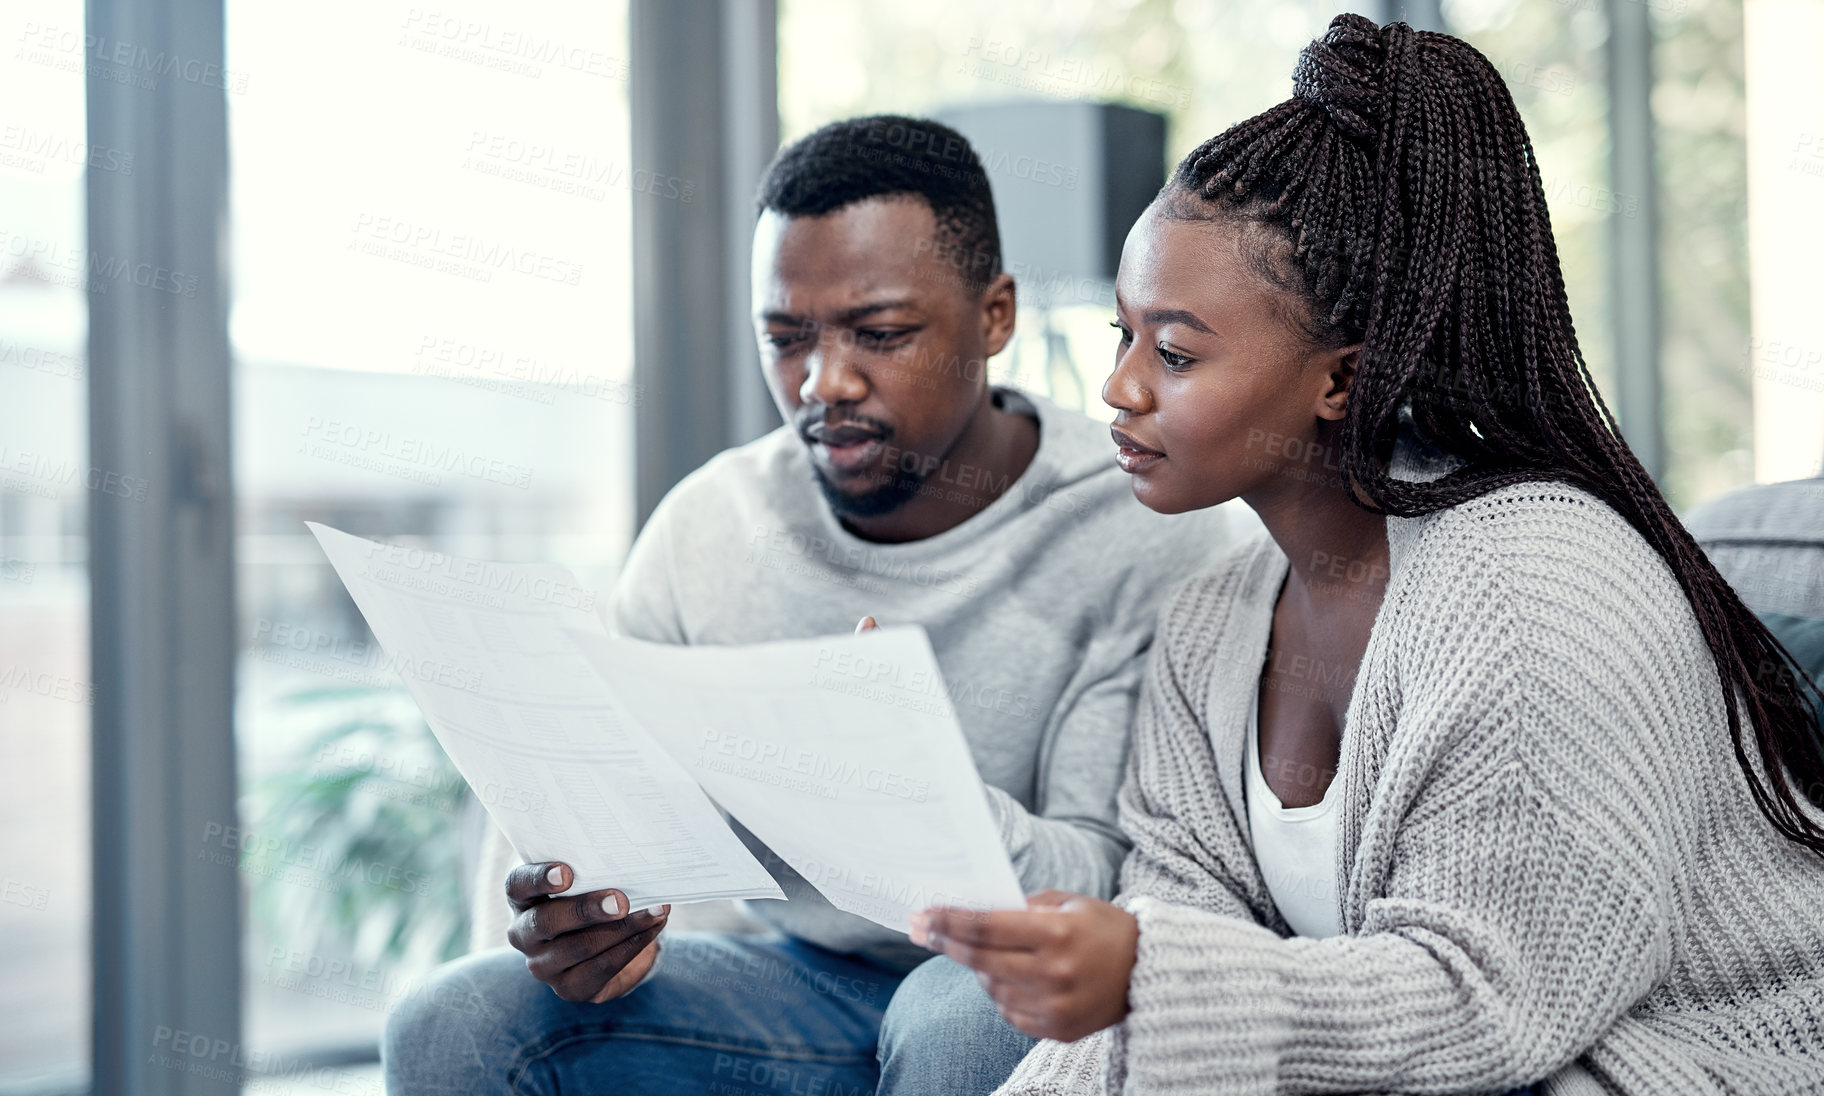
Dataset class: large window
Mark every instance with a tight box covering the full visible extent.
[0,0,93,1089]
[225,0,635,1065]
[778,0,1768,509]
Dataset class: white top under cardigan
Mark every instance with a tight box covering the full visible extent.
[1243,695,1342,939]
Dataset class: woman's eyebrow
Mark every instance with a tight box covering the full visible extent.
[1143,308,1216,335]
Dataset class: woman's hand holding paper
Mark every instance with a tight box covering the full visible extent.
[910,889,1139,1042]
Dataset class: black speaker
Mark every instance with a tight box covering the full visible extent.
[935,101,1167,297]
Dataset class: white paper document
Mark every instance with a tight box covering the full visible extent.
[307,523,1025,931]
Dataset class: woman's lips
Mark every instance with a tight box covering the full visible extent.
[1111,426,1165,474]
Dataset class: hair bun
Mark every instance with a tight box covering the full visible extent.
[1292,13,1390,143]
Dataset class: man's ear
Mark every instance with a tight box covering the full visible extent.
[1316,344,1362,422]
[980,272,1017,359]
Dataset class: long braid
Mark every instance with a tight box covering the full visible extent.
[1171,14,1824,853]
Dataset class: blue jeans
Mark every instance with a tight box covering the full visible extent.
[382,931,1036,1095]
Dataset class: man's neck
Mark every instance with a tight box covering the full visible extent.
[840,390,1041,544]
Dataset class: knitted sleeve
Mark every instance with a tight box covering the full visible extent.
[1112,568,1277,924]
[997,564,1279,1096]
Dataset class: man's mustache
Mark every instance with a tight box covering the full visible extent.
[795,409,894,445]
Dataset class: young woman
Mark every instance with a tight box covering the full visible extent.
[909,15,1824,1095]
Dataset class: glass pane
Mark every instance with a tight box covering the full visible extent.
[1649,0,1751,507]
[226,0,635,1069]
[0,0,93,1090]
[1445,0,1619,413]
[778,0,1618,427]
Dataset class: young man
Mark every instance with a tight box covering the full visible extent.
[384,115,1251,1096]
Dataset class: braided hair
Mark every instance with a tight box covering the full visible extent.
[1168,13,1824,853]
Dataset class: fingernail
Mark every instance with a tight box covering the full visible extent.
[644,904,667,916]
[546,865,564,887]
[603,894,626,917]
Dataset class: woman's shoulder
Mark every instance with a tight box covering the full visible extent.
[1389,478,1704,662]
[1401,479,1673,584]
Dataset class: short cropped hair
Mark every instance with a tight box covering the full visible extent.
[756,114,1003,290]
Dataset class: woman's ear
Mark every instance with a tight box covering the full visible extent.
[1316,344,1362,421]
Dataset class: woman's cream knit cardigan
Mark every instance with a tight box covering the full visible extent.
[997,479,1824,1095]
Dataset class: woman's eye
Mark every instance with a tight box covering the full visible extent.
[1156,345,1192,371]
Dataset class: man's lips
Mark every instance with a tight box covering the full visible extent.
[1111,426,1165,473]
[804,423,888,472]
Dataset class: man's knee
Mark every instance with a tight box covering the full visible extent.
[878,957,1035,1092]
[383,948,536,1093]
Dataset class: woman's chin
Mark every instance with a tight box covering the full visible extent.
[1129,472,1232,515]
[1129,475,1186,514]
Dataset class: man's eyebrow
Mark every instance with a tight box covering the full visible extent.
[760,300,920,327]
[1143,308,1216,335]
[762,300,919,326]
[833,299,918,325]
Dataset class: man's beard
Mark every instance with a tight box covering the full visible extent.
[810,461,929,519]
[796,407,930,520]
